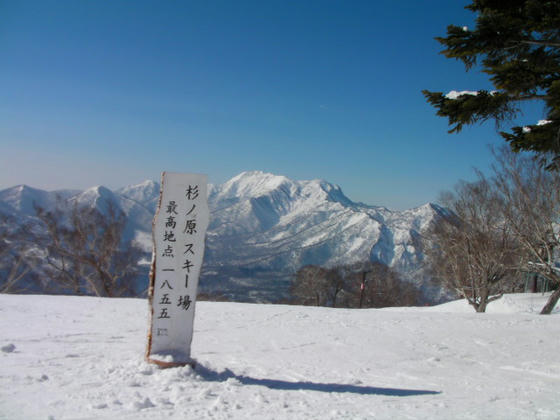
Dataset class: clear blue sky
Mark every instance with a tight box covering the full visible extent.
[0,1,547,209]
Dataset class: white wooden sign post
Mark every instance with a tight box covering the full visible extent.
[146,172,209,367]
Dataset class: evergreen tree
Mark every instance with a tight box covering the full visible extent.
[423,1,560,167]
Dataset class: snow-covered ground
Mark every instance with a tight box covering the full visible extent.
[1,293,559,420]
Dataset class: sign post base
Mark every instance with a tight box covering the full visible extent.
[146,357,196,369]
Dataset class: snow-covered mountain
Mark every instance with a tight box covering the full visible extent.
[0,171,447,302]
[0,184,79,217]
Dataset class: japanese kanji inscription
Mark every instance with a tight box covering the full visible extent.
[146,172,209,367]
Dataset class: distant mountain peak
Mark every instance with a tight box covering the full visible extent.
[212,170,356,206]
[219,171,292,198]
[0,184,53,215]
[131,179,159,190]
[71,186,118,213]
[116,180,160,209]
[0,171,446,303]
[6,184,41,195]
[80,185,113,198]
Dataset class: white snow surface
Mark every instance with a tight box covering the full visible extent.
[523,120,553,134]
[445,90,499,100]
[1,293,559,420]
[445,90,479,99]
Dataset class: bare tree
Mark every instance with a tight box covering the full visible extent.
[364,263,420,308]
[291,261,421,308]
[425,178,520,312]
[0,214,40,293]
[290,265,329,306]
[492,148,560,314]
[290,265,346,307]
[343,261,421,308]
[324,267,345,308]
[34,199,143,297]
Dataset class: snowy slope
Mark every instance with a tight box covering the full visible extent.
[0,185,79,218]
[0,293,559,420]
[0,171,447,302]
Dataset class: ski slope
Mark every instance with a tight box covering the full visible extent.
[1,293,559,419]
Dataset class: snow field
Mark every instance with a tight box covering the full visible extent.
[1,294,559,419]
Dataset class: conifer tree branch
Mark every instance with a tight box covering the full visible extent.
[516,40,560,48]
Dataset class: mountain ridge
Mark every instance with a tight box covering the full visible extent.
[0,171,445,302]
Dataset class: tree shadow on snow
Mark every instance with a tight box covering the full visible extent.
[194,364,440,397]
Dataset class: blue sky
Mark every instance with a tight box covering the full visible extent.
[0,1,547,209]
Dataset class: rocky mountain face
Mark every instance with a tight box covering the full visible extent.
[0,171,448,302]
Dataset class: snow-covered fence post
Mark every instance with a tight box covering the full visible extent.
[146,172,209,367]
